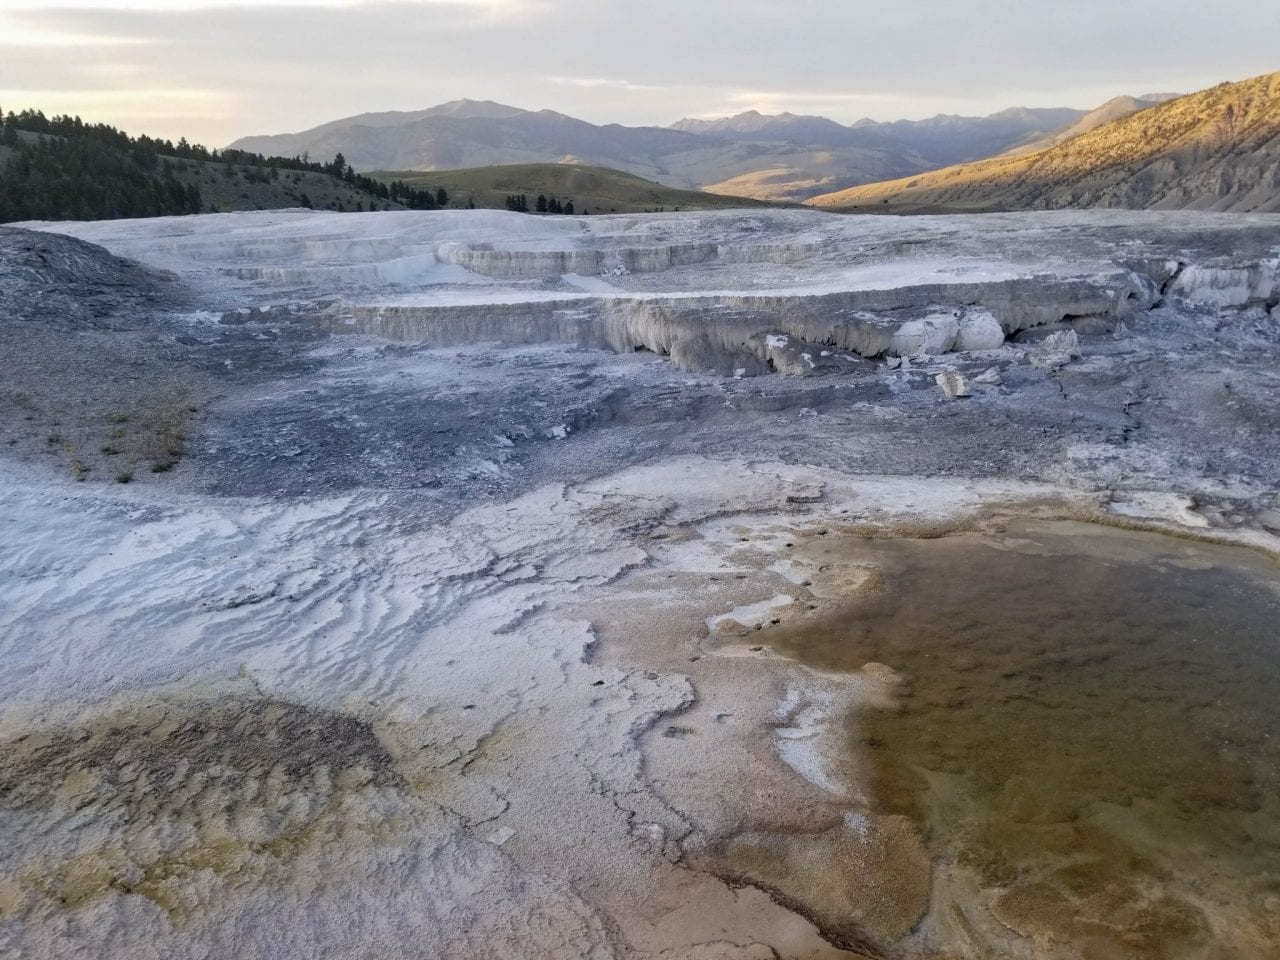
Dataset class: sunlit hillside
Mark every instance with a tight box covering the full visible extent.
[809,71,1280,213]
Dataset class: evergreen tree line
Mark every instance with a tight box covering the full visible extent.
[0,107,448,223]
[0,125,201,222]
[535,194,574,215]
[505,193,580,215]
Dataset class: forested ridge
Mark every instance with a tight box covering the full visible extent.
[0,108,447,222]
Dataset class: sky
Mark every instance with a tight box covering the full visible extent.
[1,0,1277,146]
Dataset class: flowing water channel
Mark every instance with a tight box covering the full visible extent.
[767,520,1280,959]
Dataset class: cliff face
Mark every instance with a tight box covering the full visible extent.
[810,71,1280,213]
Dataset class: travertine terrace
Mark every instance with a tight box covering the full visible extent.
[2,208,1279,960]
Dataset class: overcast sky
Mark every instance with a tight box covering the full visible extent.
[1,0,1277,146]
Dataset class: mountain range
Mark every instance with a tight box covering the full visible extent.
[807,71,1280,213]
[230,99,1150,203]
[229,71,1279,213]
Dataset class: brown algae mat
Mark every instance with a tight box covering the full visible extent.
[764,520,1280,959]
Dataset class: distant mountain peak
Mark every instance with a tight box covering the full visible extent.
[670,109,854,142]
[423,99,533,120]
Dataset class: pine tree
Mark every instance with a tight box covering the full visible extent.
[536,194,548,213]
[436,187,448,207]
[564,200,574,215]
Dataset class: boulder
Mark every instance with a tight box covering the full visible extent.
[955,310,1006,351]
[891,313,960,357]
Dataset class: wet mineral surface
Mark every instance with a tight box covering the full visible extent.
[765,521,1280,959]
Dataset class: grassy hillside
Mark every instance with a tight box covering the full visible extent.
[999,96,1168,157]
[808,71,1280,214]
[158,156,403,214]
[700,160,861,203]
[371,162,774,213]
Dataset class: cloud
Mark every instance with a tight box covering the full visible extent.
[546,76,671,94]
[0,0,522,9]
[0,10,150,46]
[0,86,234,122]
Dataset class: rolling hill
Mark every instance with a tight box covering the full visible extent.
[807,71,1280,213]
[373,163,772,214]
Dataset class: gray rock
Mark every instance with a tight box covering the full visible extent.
[973,367,1003,385]
[935,370,971,398]
[1032,330,1081,370]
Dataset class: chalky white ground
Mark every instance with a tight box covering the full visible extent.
[3,208,1280,959]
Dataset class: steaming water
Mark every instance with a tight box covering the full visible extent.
[770,520,1280,959]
